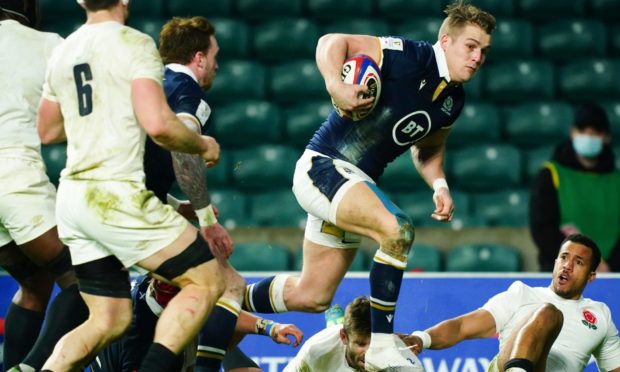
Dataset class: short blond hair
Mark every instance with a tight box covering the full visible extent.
[438,0,496,39]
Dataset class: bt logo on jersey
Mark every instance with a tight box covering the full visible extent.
[392,111,431,146]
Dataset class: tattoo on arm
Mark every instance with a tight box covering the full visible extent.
[171,151,210,210]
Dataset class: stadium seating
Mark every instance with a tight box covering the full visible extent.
[208,190,251,229]
[306,0,373,19]
[40,0,83,19]
[236,0,303,18]
[537,19,607,60]
[206,151,230,188]
[168,0,231,17]
[293,248,368,271]
[127,17,166,43]
[211,18,250,59]
[40,143,67,186]
[408,244,443,272]
[524,146,555,183]
[321,19,390,36]
[207,60,267,103]
[599,101,620,140]
[503,101,573,148]
[466,0,516,16]
[252,19,320,61]
[611,25,620,56]
[446,243,521,272]
[128,0,165,17]
[229,242,291,271]
[558,59,620,100]
[211,100,282,147]
[283,101,332,146]
[447,102,501,146]
[395,190,471,227]
[589,0,620,20]
[230,145,299,190]
[450,145,522,191]
[379,153,428,192]
[517,0,586,19]
[269,60,327,103]
[248,189,307,228]
[483,60,555,101]
[472,189,529,227]
[376,0,443,18]
[488,19,534,60]
[392,18,442,43]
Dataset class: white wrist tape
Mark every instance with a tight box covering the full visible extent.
[432,178,449,192]
[195,204,218,227]
[166,194,188,211]
[411,330,431,349]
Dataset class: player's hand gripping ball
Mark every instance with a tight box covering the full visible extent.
[332,54,382,121]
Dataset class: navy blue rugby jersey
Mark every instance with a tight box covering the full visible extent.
[307,37,465,181]
[144,65,211,202]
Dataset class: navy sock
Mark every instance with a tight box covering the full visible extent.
[242,276,276,313]
[23,284,88,369]
[196,299,240,371]
[139,343,179,372]
[2,303,44,368]
[369,258,404,334]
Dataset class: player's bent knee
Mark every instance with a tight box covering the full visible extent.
[379,213,415,259]
[91,302,133,342]
[295,292,334,313]
[535,303,564,331]
[154,233,214,282]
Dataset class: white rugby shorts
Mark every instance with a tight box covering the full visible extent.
[56,180,188,266]
[0,153,57,246]
[292,149,369,249]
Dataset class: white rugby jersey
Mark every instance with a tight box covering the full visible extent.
[42,21,163,182]
[483,281,620,371]
[0,20,62,154]
[284,325,422,372]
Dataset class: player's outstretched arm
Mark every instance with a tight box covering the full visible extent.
[37,98,66,144]
[316,33,379,114]
[132,78,219,165]
[234,311,303,348]
[406,308,497,354]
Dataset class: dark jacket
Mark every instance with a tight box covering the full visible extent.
[529,140,619,271]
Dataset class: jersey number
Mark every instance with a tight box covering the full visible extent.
[73,63,93,116]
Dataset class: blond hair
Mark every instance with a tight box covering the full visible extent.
[438,0,496,39]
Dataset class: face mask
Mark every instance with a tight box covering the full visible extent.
[572,134,603,158]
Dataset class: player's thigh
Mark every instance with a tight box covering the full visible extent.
[292,150,403,242]
[0,156,58,252]
[56,180,191,269]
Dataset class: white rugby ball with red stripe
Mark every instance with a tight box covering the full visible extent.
[332,54,382,121]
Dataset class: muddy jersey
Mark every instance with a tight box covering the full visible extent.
[42,21,163,182]
[307,37,464,180]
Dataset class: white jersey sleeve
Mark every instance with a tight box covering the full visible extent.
[593,305,620,371]
[481,281,528,332]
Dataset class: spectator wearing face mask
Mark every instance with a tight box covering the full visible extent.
[529,102,620,272]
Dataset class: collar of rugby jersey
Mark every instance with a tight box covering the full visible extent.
[432,41,451,83]
[165,63,198,83]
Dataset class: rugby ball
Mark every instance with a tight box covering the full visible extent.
[332,54,382,121]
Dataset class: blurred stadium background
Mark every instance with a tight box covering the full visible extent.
[37,0,620,273]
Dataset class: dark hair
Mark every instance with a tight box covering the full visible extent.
[573,102,610,134]
[0,0,39,27]
[440,0,496,37]
[159,16,215,65]
[562,233,601,271]
[343,296,371,337]
[83,0,121,12]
